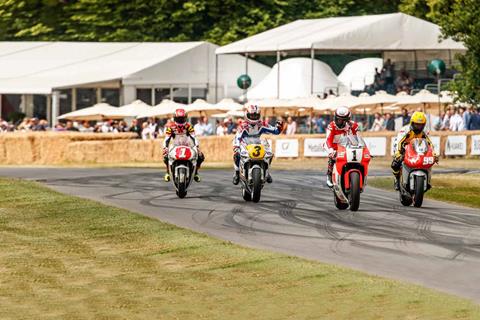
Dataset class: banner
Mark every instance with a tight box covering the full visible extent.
[430,136,441,155]
[304,138,328,157]
[445,135,467,155]
[275,139,299,158]
[471,135,480,155]
[363,137,387,156]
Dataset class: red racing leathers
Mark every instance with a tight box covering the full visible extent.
[163,122,205,172]
[325,120,359,177]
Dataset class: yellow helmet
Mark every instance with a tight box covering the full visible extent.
[410,111,427,133]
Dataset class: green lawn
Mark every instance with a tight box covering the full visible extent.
[369,174,480,209]
[0,179,479,319]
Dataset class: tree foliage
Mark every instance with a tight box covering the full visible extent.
[0,0,401,44]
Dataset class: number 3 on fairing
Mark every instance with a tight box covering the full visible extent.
[253,146,261,157]
[423,157,434,165]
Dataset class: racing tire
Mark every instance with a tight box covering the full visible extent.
[251,167,262,203]
[334,193,349,210]
[413,175,425,208]
[242,187,252,202]
[177,167,188,199]
[348,171,361,211]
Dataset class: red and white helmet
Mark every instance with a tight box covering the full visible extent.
[334,106,351,129]
[245,104,261,125]
[174,108,187,127]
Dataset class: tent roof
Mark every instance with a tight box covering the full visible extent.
[0,41,205,94]
[216,13,466,54]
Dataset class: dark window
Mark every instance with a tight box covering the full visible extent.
[77,88,96,110]
[136,88,152,105]
[101,88,120,106]
[154,88,170,105]
[59,89,72,115]
[2,94,21,119]
[171,87,188,104]
[33,95,47,120]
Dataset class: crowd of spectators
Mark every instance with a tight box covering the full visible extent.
[366,59,414,94]
[1,106,480,138]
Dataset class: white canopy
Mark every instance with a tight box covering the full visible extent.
[350,91,399,111]
[314,94,360,111]
[109,100,152,118]
[246,58,347,100]
[0,42,205,94]
[137,99,186,118]
[390,89,453,112]
[338,58,383,91]
[215,98,243,111]
[58,103,121,121]
[185,99,229,117]
[216,13,465,54]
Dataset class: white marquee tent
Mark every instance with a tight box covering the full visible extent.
[246,58,347,100]
[216,13,465,54]
[338,58,383,91]
[0,41,271,125]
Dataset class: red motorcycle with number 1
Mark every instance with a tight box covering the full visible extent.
[167,136,198,198]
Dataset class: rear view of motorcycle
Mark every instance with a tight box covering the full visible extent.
[238,137,273,203]
[167,136,198,198]
[398,138,436,207]
[331,135,371,211]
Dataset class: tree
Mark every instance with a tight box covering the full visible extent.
[431,0,480,104]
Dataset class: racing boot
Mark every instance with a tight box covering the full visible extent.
[194,173,201,182]
[266,171,273,184]
[394,176,400,191]
[326,173,333,188]
[164,172,171,182]
[232,171,240,185]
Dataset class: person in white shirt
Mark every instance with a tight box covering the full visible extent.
[201,116,213,136]
[370,113,384,131]
[449,108,464,131]
[216,120,226,136]
[286,116,297,135]
[194,118,205,136]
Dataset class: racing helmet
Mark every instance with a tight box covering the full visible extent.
[245,104,261,124]
[334,106,351,129]
[174,108,187,127]
[410,111,427,134]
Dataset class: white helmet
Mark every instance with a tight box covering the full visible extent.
[245,104,261,124]
[334,106,351,128]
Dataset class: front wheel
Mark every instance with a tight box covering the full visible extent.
[348,171,361,211]
[251,167,262,203]
[177,167,187,199]
[413,175,425,208]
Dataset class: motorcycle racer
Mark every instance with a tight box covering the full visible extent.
[392,111,438,190]
[232,104,283,185]
[163,108,204,182]
[325,106,359,188]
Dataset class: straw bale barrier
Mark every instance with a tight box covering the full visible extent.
[0,130,479,165]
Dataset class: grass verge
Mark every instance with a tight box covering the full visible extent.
[0,179,479,319]
[369,174,480,209]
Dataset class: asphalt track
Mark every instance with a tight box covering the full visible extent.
[1,167,480,302]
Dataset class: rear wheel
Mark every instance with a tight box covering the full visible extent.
[413,175,425,208]
[251,167,262,203]
[177,167,187,199]
[400,194,413,206]
[348,171,361,211]
[334,193,349,210]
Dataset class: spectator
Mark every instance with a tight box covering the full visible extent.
[286,116,297,135]
[449,108,464,131]
[215,119,226,136]
[312,115,326,133]
[470,108,480,130]
[384,113,395,131]
[129,119,141,138]
[441,108,453,130]
[54,123,66,131]
[194,117,205,136]
[225,117,236,134]
[370,113,384,131]
[383,59,395,93]
[463,106,472,130]
[401,108,410,126]
[65,121,79,132]
[202,116,213,136]
[79,121,94,132]
[101,120,112,133]
[141,122,154,140]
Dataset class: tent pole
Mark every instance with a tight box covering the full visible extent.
[276,51,280,99]
[52,91,60,127]
[72,88,77,111]
[244,53,249,98]
[0,94,2,119]
[215,54,218,103]
[47,95,52,126]
[310,47,314,95]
